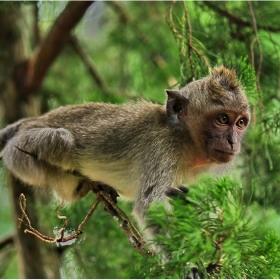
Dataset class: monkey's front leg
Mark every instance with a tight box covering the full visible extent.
[132,182,170,243]
[166,186,201,279]
[79,181,120,203]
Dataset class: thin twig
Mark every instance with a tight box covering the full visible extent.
[77,197,101,232]
[164,1,182,41]
[90,184,155,257]
[18,193,100,244]
[24,1,93,95]
[164,1,210,85]
[69,35,134,100]
[107,1,170,72]
[249,37,257,70]
[183,2,210,70]
[183,2,195,78]
[15,145,38,159]
[18,186,154,257]
[247,1,262,94]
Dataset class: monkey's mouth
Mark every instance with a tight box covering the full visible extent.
[214,149,234,156]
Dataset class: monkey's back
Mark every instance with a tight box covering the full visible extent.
[43,102,181,198]
[33,102,171,158]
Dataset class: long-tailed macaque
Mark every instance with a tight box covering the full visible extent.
[0,66,250,239]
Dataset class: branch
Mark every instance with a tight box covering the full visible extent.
[15,146,154,257]
[69,35,135,100]
[183,2,210,70]
[90,183,155,257]
[203,1,280,33]
[106,1,130,25]
[23,1,93,95]
[247,1,264,118]
[247,2,262,92]
[18,183,155,258]
[107,2,169,71]
[164,1,209,83]
[18,193,99,244]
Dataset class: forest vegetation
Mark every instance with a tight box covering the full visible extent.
[0,1,280,278]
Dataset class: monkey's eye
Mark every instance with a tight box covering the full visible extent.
[216,113,229,125]
[236,118,247,128]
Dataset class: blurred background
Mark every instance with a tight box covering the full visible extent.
[0,1,280,278]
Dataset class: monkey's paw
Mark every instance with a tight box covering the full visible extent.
[75,180,92,200]
[165,185,190,204]
[98,184,119,204]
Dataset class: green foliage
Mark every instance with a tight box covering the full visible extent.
[1,1,280,279]
[131,177,280,279]
[222,57,257,100]
[34,194,135,278]
[0,1,36,12]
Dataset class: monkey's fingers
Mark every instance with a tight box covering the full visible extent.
[99,184,120,204]
[165,186,190,204]
[178,185,189,194]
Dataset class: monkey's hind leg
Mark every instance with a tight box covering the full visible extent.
[0,128,88,202]
[11,127,75,170]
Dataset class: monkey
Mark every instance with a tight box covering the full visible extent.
[0,66,250,242]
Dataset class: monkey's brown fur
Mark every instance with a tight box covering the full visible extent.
[0,66,250,239]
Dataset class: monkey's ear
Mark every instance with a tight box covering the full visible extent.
[166,89,189,120]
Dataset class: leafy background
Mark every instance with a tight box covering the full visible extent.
[0,1,280,278]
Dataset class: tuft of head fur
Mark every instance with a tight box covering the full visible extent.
[206,66,241,102]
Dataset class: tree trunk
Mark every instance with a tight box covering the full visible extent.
[0,4,60,278]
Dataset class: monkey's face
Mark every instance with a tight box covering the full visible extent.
[202,111,250,163]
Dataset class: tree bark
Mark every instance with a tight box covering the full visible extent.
[0,2,92,278]
[24,1,93,95]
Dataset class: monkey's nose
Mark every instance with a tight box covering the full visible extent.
[227,139,235,149]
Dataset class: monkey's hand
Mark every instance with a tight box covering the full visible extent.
[90,183,120,204]
[165,185,190,204]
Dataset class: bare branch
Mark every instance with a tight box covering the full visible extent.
[33,4,40,46]
[14,144,154,256]
[247,2,262,92]
[18,193,100,244]
[69,35,135,99]
[164,1,183,41]
[69,36,107,91]
[247,1,264,117]
[107,2,169,71]
[17,182,155,257]
[164,1,209,83]
[94,187,145,245]
[23,1,93,95]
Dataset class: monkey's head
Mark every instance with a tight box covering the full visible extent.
[166,66,251,164]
